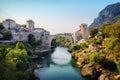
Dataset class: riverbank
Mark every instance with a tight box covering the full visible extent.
[32,47,55,80]
[35,47,52,53]
[69,24,120,80]
[32,46,55,60]
[70,42,120,80]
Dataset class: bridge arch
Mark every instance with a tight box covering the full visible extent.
[49,35,74,48]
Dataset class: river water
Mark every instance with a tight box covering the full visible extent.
[35,47,86,80]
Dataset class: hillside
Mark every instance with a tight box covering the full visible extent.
[89,2,120,29]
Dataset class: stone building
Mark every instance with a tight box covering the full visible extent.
[79,24,88,39]
[26,20,34,30]
[2,19,16,30]
[2,19,50,47]
[73,23,88,44]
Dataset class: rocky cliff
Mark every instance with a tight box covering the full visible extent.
[89,2,120,29]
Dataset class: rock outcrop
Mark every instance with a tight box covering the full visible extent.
[89,2,120,29]
[81,64,100,79]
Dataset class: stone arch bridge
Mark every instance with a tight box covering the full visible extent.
[48,34,74,47]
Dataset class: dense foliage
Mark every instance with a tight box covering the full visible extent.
[103,38,120,54]
[101,23,120,38]
[70,42,88,52]
[28,34,42,50]
[89,28,99,37]
[2,31,12,40]
[0,42,35,80]
[55,36,71,47]
[0,24,4,30]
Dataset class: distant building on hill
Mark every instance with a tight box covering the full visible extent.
[1,19,50,47]
[26,20,34,30]
[73,23,88,44]
[2,19,16,30]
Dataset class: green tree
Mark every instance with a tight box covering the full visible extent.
[103,38,120,54]
[0,43,35,80]
[6,49,29,71]
[24,43,33,56]
[34,40,42,47]
[28,34,35,44]
[15,42,25,50]
[89,28,99,37]
[103,59,116,70]
[117,62,120,74]
[55,36,71,47]
[0,24,4,30]
[21,25,26,28]
[2,31,12,40]
[0,44,14,59]
[101,23,120,38]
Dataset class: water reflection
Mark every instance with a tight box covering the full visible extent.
[51,47,71,65]
[35,47,85,80]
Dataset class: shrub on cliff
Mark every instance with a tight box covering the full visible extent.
[103,59,116,71]
[80,42,89,49]
[103,38,120,54]
[70,45,80,52]
[70,42,88,52]
[117,62,120,74]
[88,38,102,44]
[115,52,120,61]
[89,28,99,37]
[101,23,120,38]
[87,51,105,65]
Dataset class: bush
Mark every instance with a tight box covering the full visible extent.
[80,42,89,49]
[103,38,120,53]
[103,59,116,71]
[94,39,102,44]
[88,51,99,64]
[117,62,120,74]
[101,23,120,38]
[16,60,28,71]
[89,39,102,44]
[15,42,25,50]
[0,24,4,30]
[70,42,88,52]
[95,55,105,65]
[115,52,120,61]
[70,45,80,52]
[87,51,105,65]
[2,31,12,40]
[89,28,99,37]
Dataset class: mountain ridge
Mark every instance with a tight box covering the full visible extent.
[89,2,120,29]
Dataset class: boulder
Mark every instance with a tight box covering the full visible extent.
[99,71,115,80]
[115,74,120,80]
[99,73,116,80]
[76,58,84,68]
[81,64,99,79]
[99,73,109,80]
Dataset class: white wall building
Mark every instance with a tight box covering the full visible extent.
[2,19,16,30]
[2,19,50,46]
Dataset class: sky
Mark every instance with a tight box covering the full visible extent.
[0,0,120,34]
